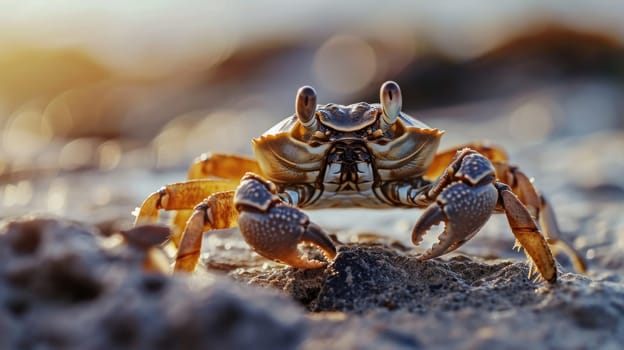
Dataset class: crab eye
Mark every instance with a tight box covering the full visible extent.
[380,81,402,131]
[296,86,318,128]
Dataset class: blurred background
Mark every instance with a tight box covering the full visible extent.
[0,1,623,268]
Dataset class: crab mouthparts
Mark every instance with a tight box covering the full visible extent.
[327,141,371,162]
[326,141,372,180]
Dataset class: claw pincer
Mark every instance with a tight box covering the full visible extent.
[234,174,336,268]
[413,151,498,258]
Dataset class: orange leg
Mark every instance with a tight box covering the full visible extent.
[170,153,262,246]
[134,179,240,225]
[134,180,240,272]
[175,191,238,272]
[492,162,586,273]
[134,154,263,272]
[424,142,508,181]
[496,182,556,282]
[426,143,586,273]
[186,152,263,180]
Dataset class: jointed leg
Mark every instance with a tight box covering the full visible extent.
[171,153,262,246]
[134,179,240,272]
[495,182,556,282]
[424,143,508,181]
[134,172,337,273]
[135,179,240,221]
[134,179,240,228]
[493,162,586,273]
[187,153,262,180]
[175,191,238,272]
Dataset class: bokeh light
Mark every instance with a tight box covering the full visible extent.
[97,140,122,170]
[313,35,377,96]
[2,180,32,207]
[2,104,52,161]
[46,178,68,213]
[507,96,557,144]
[59,138,98,170]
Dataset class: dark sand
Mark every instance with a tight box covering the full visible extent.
[1,198,623,350]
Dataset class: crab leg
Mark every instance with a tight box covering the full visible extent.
[494,162,587,273]
[424,143,509,181]
[170,153,263,246]
[186,153,263,180]
[175,191,238,272]
[135,179,240,222]
[412,149,557,283]
[134,179,240,245]
[495,183,556,282]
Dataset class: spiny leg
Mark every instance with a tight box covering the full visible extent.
[172,153,263,246]
[413,148,557,283]
[495,183,556,282]
[493,162,586,273]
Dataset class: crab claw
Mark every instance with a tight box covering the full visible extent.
[412,181,499,260]
[235,174,336,268]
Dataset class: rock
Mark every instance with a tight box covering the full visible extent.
[0,217,304,350]
[234,244,539,313]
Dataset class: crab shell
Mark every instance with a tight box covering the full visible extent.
[251,82,444,187]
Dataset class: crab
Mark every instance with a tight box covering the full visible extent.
[134,81,585,283]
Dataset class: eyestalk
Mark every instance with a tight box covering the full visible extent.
[379,81,402,132]
[295,86,318,130]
